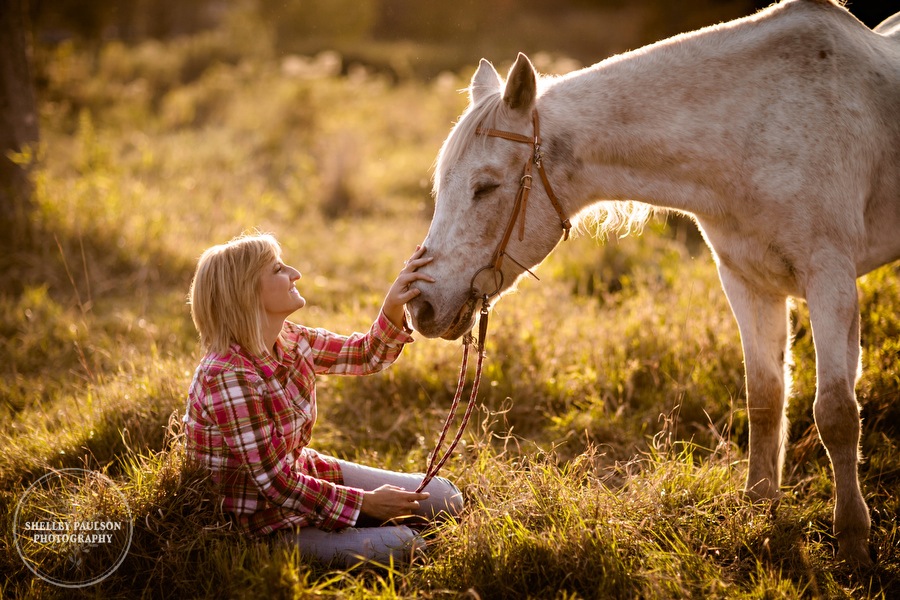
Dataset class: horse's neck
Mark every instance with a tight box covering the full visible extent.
[544,53,756,218]
[540,1,838,219]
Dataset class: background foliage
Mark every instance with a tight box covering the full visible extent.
[2,0,898,597]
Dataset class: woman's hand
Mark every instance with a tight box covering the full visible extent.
[360,484,430,522]
[382,245,434,328]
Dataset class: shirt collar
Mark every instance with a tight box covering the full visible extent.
[252,335,293,378]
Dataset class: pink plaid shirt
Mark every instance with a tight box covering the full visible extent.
[183,312,414,536]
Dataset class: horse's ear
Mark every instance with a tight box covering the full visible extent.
[470,59,502,104]
[502,53,537,112]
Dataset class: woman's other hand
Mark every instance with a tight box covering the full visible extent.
[360,484,430,522]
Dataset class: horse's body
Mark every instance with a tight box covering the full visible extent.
[408,0,900,565]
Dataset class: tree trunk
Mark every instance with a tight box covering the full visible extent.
[0,0,39,243]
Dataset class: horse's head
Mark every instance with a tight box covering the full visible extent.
[408,53,571,340]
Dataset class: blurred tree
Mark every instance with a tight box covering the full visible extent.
[0,0,40,244]
[30,0,221,42]
[258,0,378,50]
[30,0,113,41]
[118,0,220,39]
[374,0,540,43]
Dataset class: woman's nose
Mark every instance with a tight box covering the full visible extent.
[289,267,302,281]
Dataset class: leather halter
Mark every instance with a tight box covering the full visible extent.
[472,109,571,298]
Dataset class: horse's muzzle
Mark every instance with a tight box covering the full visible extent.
[408,295,477,340]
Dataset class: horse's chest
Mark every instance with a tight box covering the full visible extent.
[699,220,806,297]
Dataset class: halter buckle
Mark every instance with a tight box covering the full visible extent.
[520,174,533,190]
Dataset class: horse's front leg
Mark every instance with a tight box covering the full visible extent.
[717,265,790,500]
[807,251,871,566]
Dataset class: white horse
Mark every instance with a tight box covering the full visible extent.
[408,0,900,566]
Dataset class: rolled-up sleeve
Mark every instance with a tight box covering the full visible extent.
[303,311,415,376]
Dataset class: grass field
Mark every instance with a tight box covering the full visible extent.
[1,28,898,599]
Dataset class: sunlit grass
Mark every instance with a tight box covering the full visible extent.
[2,30,898,599]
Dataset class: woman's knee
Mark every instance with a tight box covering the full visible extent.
[422,476,464,517]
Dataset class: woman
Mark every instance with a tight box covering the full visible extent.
[183,232,463,567]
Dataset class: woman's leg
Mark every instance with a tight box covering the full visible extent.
[335,459,464,521]
[287,525,425,568]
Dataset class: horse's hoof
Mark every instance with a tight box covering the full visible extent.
[836,539,874,569]
[742,485,783,504]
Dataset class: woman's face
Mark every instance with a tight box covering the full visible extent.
[259,257,305,320]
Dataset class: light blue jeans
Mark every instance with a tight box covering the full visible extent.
[286,459,463,568]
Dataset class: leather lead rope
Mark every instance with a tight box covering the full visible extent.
[417,109,571,493]
[416,297,489,493]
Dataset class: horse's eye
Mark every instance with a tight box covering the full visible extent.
[473,182,500,200]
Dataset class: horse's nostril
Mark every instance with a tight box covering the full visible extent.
[417,300,435,326]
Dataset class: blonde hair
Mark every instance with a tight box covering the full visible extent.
[189,233,281,356]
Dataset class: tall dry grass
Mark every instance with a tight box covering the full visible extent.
[1,22,898,599]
